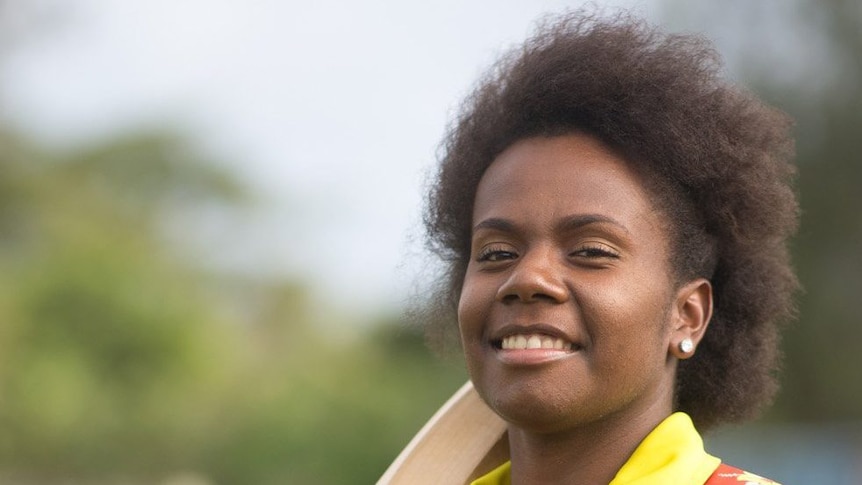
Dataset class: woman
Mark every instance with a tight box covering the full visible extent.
[406,10,796,485]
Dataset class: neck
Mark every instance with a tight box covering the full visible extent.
[506,394,673,485]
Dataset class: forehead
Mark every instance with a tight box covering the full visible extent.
[473,134,660,227]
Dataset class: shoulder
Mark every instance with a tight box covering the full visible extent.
[705,463,782,485]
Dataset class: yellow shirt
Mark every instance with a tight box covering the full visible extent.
[471,412,721,485]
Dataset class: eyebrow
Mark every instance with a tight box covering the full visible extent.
[473,214,630,235]
[557,214,631,235]
[472,217,517,233]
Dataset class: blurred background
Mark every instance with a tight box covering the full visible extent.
[0,0,859,483]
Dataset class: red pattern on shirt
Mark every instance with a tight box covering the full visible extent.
[705,463,780,484]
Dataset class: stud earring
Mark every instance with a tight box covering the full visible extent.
[679,338,694,354]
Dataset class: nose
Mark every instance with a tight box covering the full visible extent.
[495,247,569,304]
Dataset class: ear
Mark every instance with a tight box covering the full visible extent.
[669,278,713,360]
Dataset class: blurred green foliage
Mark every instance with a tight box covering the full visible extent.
[664,0,862,424]
[773,0,862,422]
[0,128,467,483]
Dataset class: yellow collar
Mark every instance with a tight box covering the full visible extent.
[610,412,719,484]
[471,413,720,485]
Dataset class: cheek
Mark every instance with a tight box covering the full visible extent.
[456,275,493,378]
[581,279,673,354]
[456,273,481,336]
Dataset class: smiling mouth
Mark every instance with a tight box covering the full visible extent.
[495,333,577,352]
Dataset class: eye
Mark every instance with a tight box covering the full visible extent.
[570,242,620,259]
[477,244,519,262]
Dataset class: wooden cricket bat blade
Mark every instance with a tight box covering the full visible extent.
[377,381,508,485]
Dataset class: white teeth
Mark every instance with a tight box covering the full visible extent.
[501,333,573,351]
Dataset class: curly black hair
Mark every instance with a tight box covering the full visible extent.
[423,10,799,431]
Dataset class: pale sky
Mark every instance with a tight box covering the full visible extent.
[0,0,730,317]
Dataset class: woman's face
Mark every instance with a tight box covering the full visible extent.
[458,133,682,433]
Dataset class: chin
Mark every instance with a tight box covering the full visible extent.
[476,375,581,433]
